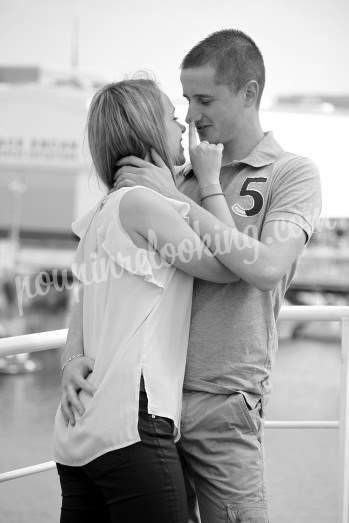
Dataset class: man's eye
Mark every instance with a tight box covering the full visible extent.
[173,117,178,121]
[200,100,211,106]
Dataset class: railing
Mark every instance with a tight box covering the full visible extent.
[0,305,348,522]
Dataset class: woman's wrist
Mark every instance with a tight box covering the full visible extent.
[61,353,84,374]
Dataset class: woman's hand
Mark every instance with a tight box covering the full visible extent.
[61,356,96,426]
[188,121,224,188]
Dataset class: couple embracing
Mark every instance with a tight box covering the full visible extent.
[54,29,321,523]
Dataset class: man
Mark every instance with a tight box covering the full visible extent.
[60,29,321,522]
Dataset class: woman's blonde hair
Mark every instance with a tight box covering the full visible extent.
[87,79,174,190]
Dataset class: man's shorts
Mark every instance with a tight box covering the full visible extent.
[177,390,269,523]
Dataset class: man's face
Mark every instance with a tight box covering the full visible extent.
[180,65,245,145]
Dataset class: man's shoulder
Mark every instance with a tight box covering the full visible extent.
[272,151,318,174]
[270,151,320,189]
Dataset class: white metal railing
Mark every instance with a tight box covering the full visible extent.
[0,305,349,522]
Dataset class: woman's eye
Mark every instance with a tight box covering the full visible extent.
[173,116,178,121]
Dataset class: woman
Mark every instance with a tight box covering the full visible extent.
[54,78,234,523]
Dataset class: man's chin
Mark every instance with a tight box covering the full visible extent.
[198,128,218,144]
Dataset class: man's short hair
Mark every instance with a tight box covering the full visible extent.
[181,29,265,107]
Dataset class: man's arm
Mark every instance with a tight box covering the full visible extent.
[186,121,235,226]
[60,285,96,426]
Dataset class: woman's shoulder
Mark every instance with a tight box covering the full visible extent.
[119,185,160,205]
[117,187,161,241]
[118,186,168,221]
[120,186,191,232]
[98,187,153,224]
[106,186,157,210]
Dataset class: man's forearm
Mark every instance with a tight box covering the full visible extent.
[61,286,84,367]
[182,182,239,282]
[199,183,236,226]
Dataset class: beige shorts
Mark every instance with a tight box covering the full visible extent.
[177,390,269,523]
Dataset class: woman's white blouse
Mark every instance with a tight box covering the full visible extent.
[54,187,193,466]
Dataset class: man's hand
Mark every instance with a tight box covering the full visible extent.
[115,149,182,200]
[61,356,96,426]
[189,121,224,188]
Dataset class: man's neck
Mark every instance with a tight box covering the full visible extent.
[222,121,264,166]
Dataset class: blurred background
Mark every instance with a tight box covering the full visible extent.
[0,0,348,521]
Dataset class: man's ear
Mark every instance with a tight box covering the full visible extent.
[244,80,259,108]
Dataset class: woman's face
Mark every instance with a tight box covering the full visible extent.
[161,92,186,166]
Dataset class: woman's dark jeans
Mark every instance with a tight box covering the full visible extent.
[57,391,188,522]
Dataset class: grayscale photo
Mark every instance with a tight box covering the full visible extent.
[0,1,348,522]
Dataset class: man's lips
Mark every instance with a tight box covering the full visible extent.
[196,125,212,131]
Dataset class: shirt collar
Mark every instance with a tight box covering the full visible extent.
[224,131,283,168]
[181,131,283,177]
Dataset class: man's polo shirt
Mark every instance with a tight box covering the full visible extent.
[177,132,322,405]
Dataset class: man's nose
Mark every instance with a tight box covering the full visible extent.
[185,105,201,125]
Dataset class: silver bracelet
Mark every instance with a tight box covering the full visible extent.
[61,353,84,374]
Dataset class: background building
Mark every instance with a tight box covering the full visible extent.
[0,66,105,269]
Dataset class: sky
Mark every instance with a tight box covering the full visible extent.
[0,0,348,103]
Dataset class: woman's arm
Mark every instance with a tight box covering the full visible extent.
[177,192,306,290]
[60,286,84,368]
[120,187,238,283]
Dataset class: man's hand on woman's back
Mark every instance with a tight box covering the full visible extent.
[60,356,96,426]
